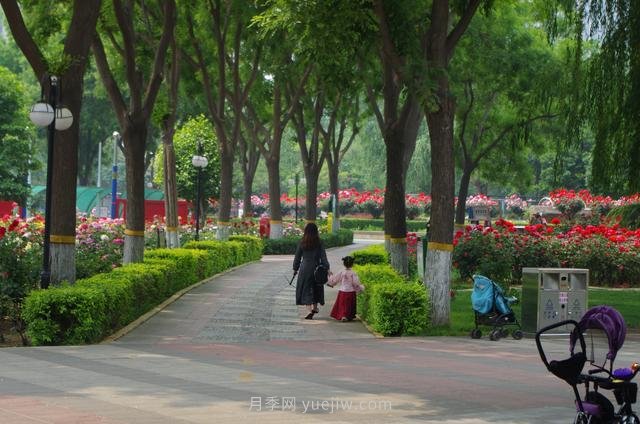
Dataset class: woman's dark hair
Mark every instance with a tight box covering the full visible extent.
[301,222,321,250]
[342,256,355,268]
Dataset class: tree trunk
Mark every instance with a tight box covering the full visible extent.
[123,125,147,264]
[216,150,234,240]
[304,171,318,222]
[424,80,456,326]
[266,156,283,238]
[455,164,473,225]
[384,135,408,275]
[49,73,85,284]
[162,137,179,248]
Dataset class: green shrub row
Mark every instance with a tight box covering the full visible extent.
[339,218,427,232]
[352,244,388,265]
[262,229,354,254]
[354,262,429,336]
[23,237,263,346]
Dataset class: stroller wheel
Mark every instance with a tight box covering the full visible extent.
[470,329,482,339]
[499,328,509,338]
[489,330,501,341]
[512,330,523,340]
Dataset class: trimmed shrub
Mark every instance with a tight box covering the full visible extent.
[145,248,209,283]
[229,235,263,261]
[370,281,428,336]
[23,285,109,346]
[354,263,428,336]
[354,263,405,322]
[340,218,426,232]
[352,244,388,265]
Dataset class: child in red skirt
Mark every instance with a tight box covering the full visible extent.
[327,256,364,321]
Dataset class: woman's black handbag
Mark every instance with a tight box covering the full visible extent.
[313,248,328,285]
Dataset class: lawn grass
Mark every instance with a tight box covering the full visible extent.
[422,287,640,336]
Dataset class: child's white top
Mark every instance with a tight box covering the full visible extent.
[327,269,364,293]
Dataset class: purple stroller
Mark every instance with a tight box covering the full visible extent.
[536,306,639,423]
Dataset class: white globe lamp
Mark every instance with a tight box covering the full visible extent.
[29,102,55,127]
[54,107,74,131]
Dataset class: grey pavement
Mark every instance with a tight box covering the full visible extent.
[0,240,638,423]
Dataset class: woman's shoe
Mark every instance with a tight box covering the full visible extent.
[305,312,314,320]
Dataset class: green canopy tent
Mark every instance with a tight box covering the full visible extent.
[30,186,113,215]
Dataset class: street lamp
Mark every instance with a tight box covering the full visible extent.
[29,75,73,289]
[294,172,300,223]
[191,143,208,241]
[111,131,121,219]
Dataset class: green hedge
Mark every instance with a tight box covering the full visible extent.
[340,218,427,232]
[354,262,429,336]
[352,244,388,265]
[262,229,354,254]
[23,237,263,346]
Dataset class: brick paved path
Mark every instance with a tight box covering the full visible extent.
[1,240,637,423]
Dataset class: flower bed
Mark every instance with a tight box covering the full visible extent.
[453,218,640,287]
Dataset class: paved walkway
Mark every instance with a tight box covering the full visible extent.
[1,240,639,423]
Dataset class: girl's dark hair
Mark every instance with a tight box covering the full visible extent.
[342,256,355,268]
[301,222,321,250]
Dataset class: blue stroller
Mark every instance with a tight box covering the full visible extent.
[536,306,639,423]
[470,274,523,340]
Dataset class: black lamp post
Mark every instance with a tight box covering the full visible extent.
[294,172,300,223]
[29,75,73,289]
[191,143,208,241]
[111,131,121,219]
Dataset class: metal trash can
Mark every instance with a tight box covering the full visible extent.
[521,268,589,334]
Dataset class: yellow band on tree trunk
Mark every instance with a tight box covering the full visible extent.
[124,229,145,237]
[50,235,76,244]
[270,220,282,224]
[427,242,454,252]
[389,237,407,244]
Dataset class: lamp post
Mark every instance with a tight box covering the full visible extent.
[294,172,300,223]
[191,143,208,241]
[28,75,73,289]
[111,131,121,219]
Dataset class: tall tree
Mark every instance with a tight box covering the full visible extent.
[182,0,261,239]
[92,0,176,263]
[451,4,560,224]
[545,0,640,195]
[322,93,361,230]
[1,0,102,285]
[421,0,484,326]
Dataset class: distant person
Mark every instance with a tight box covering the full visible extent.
[530,212,547,225]
[293,223,329,320]
[327,256,365,322]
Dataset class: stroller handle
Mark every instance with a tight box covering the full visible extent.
[535,320,586,369]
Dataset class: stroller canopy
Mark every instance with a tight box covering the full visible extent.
[571,305,626,361]
[471,275,510,315]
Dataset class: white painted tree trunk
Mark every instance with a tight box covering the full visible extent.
[123,235,145,264]
[269,221,283,239]
[424,246,452,326]
[51,243,76,284]
[332,217,340,233]
[389,239,408,276]
[165,229,180,248]
[216,223,231,240]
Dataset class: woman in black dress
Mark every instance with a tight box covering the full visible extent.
[293,223,330,319]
